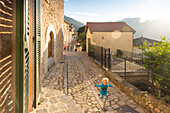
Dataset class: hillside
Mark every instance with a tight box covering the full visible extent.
[64,15,85,31]
[118,18,170,40]
[64,16,170,41]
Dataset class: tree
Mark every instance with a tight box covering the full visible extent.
[77,26,86,51]
[77,26,85,35]
[139,37,170,89]
[78,32,86,42]
[78,32,86,51]
[81,40,86,51]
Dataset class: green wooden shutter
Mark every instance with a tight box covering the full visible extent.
[23,0,30,112]
[34,0,41,108]
[15,0,30,112]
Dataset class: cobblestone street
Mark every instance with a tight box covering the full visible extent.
[34,52,146,113]
[73,52,145,113]
[66,52,103,113]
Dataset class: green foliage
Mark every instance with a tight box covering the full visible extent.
[77,26,85,35]
[77,32,86,51]
[139,37,170,89]
[117,50,123,57]
[81,40,86,51]
[79,32,86,41]
[88,44,95,56]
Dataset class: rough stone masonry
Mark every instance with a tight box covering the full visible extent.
[41,0,64,75]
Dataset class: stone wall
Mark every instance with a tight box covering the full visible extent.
[90,57,170,113]
[86,28,93,53]
[117,72,149,90]
[41,0,64,74]
[105,70,170,113]
[133,46,142,54]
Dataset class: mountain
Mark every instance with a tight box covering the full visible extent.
[64,15,85,31]
[64,16,170,41]
[118,18,170,41]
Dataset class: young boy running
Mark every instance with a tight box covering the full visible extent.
[94,78,115,111]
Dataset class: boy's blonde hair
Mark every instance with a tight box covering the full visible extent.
[102,78,109,82]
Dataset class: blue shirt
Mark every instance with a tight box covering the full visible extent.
[95,84,113,95]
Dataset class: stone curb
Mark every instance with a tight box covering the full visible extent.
[63,55,68,94]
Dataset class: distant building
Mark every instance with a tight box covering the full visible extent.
[63,20,76,51]
[133,35,159,54]
[85,22,136,55]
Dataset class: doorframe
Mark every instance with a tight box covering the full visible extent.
[44,24,56,74]
[29,0,33,111]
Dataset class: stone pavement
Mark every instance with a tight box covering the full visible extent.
[31,52,146,113]
[34,88,83,113]
[30,56,83,113]
[66,52,104,113]
[65,52,146,113]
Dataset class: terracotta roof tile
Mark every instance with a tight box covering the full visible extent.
[85,22,136,34]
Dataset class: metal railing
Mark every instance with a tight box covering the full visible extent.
[88,44,111,69]
[117,49,143,66]
[88,46,170,103]
[116,49,170,104]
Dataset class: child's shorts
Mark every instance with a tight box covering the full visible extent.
[99,94,107,103]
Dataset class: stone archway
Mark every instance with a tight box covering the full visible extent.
[48,31,54,58]
[44,24,56,74]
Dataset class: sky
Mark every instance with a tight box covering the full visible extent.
[64,0,170,24]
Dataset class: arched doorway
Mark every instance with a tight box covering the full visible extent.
[44,24,56,74]
[48,31,54,58]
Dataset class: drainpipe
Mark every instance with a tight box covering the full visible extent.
[141,35,144,65]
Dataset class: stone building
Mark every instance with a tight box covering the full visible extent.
[133,35,159,54]
[63,20,70,50]
[85,22,136,55]
[41,0,64,74]
[63,20,76,51]
[0,0,64,112]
